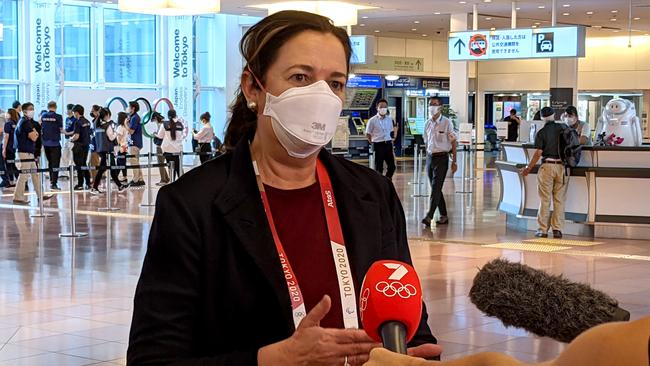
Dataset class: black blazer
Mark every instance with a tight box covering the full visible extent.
[127,139,437,365]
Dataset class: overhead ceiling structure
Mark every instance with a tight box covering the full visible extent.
[84,0,650,40]
[117,0,220,15]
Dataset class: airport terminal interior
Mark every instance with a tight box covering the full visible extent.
[1,0,650,365]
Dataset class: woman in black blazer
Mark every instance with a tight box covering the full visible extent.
[128,10,439,366]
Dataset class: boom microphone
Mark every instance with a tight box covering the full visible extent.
[359,260,423,354]
[469,258,630,343]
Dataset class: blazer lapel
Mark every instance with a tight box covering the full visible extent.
[213,141,293,329]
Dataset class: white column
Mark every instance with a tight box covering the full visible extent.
[472,4,478,31]
[511,2,517,29]
[449,13,469,132]
[550,58,578,105]
[551,0,557,26]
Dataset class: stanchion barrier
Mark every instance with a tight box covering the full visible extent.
[409,144,419,185]
[169,161,176,183]
[140,140,155,208]
[412,146,428,198]
[59,165,88,238]
[30,159,53,218]
[456,148,473,194]
[6,158,36,164]
[98,153,120,212]
[179,150,185,176]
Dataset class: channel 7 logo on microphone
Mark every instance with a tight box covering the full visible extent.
[536,32,554,53]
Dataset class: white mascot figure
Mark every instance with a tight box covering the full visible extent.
[596,99,643,146]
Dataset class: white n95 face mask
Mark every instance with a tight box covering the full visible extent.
[378,108,388,116]
[262,80,343,159]
[429,106,440,116]
[26,110,35,119]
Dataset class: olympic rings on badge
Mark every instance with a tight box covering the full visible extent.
[375,281,417,299]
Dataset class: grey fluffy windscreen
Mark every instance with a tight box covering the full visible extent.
[469,258,621,343]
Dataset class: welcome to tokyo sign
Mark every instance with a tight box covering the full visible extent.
[168,16,194,123]
[448,26,585,61]
[30,0,56,113]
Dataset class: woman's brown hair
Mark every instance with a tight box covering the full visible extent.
[7,108,19,122]
[223,10,352,150]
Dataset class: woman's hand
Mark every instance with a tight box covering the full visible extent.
[258,295,380,366]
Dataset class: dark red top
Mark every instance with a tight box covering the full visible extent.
[265,182,344,329]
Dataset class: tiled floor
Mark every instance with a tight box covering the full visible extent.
[1,154,649,365]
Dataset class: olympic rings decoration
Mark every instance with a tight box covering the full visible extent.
[145,97,184,139]
[104,96,128,112]
[131,97,155,139]
[375,281,417,299]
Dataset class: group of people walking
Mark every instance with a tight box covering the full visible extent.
[0,99,217,204]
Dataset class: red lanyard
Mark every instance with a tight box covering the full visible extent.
[252,157,359,330]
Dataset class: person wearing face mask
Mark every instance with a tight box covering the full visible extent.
[151,112,170,186]
[521,106,569,238]
[128,11,440,366]
[89,105,102,185]
[2,108,20,188]
[91,108,127,195]
[12,103,53,204]
[127,101,145,187]
[365,99,397,179]
[155,109,186,181]
[71,104,92,190]
[40,101,64,190]
[193,111,216,164]
[563,106,591,145]
[421,97,458,228]
[59,103,77,181]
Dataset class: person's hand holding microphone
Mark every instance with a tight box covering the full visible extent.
[258,295,380,366]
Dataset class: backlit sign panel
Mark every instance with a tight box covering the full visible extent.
[448,26,585,61]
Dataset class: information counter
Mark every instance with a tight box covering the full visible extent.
[497,142,650,239]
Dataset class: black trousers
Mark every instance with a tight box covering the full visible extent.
[72,144,91,187]
[93,152,122,189]
[164,153,180,181]
[198,143,212,164]
[0,145,9,185]
[373,141,396,178]
[426,153,449,219]
[3,149,19,182]
[44,146,62,186]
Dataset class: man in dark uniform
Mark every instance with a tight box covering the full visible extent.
[41,101,64,190]
[71,105,92,190]
[521,107,568,238]
[12,103,53,204]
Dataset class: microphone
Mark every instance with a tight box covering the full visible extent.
[469,258,630,343]
[359,260,423,354]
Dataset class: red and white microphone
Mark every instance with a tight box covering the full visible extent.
[359,260,423,354]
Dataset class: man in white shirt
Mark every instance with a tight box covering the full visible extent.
[365,99,397,179]
[422,97,458,227]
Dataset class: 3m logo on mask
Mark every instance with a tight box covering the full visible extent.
[311,122,326,131]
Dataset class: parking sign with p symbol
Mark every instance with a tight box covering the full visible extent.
[536,32,554,53]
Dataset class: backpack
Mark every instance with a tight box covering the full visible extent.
[559,126,582,168]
